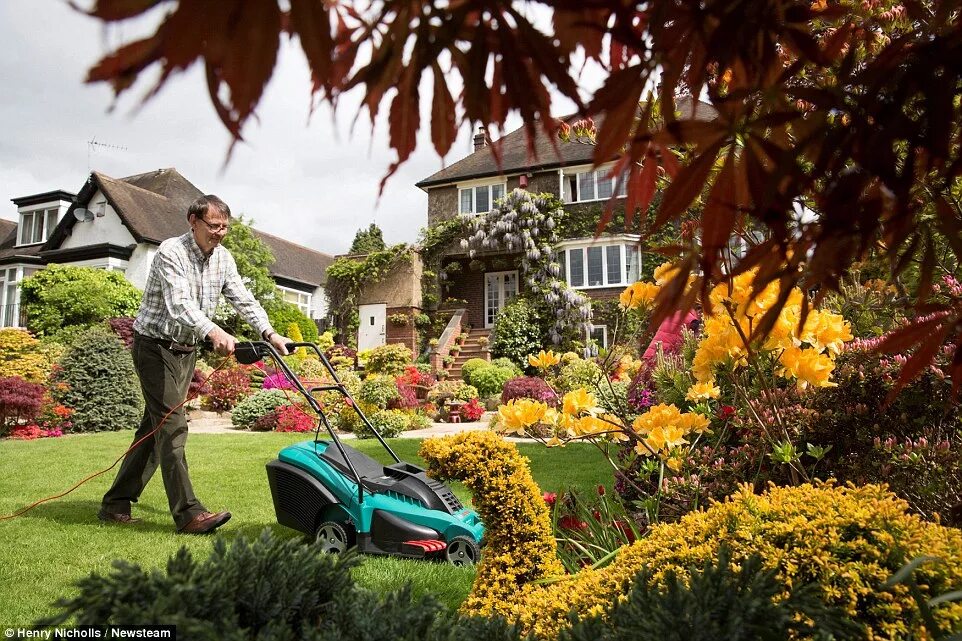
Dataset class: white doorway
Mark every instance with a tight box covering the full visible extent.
[357,303,386,352]
[484,271,518,327]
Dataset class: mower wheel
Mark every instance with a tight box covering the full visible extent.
[315,521,353,554]
[444,535,480,566]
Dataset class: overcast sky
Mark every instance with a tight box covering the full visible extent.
[0,2,591,256]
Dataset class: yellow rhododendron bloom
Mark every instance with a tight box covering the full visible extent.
[678,411,712,435]
[653,261,681,286]
[686,382,720,401]
[527,349,561,369]
[778,346,837,390]
[619,281,660,309]
[665,454,684,472]
[497,399,548,435]
[562,388,597,417]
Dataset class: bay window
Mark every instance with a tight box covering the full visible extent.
[556,237,641,289]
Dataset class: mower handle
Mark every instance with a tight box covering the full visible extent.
[233,341,403,504]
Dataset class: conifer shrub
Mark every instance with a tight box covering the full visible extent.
[39,530,459,640]
[231,389,291,430]
[49,327,143,432]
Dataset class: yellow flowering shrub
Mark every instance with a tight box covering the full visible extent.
[0,328,60,383]
[692,269,853,389]
[418,431,565,620]
[420,437,962,640]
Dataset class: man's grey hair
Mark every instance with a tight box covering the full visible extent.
[187,195,231,221]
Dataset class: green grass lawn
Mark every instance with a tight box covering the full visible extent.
[0,431,610,624]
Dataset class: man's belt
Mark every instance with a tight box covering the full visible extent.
[134,332,197,354]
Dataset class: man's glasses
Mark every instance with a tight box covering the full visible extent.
[196,217,230,233]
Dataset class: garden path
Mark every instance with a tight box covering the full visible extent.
[186,409,492,439]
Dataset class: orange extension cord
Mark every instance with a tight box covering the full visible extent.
[0,357,231,522]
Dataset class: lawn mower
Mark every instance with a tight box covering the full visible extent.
[234,341,484,566]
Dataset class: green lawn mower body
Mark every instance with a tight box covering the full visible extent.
[236,341,484,565]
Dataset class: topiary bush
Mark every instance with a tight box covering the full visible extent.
[19,265,142,337]
[49,327,143,432]
[490,296,548,369]
[460,358,490,386]
[470,365,517,399]
[363,343,413,376]
[500,376,558,406]
[356,408,410,438]
[231,389,291,430]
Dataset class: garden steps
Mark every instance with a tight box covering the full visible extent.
[449,329,491,380]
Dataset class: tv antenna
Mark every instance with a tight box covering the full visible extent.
[87,138,128,171]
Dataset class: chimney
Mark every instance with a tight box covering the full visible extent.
[473,126,487,152]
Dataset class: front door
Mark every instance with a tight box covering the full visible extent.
[484,271,518,327]
[357,303,386,352]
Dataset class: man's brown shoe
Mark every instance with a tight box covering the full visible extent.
[178,511,231,534]
[98,509,141,524]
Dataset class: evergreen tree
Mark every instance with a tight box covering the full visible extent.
[349,223,386,255]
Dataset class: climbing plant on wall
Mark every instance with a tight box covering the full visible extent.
[462,189,592,344]
[325,244,412,343]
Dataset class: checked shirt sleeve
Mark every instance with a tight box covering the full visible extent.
[156,248,217,342]
[220,252,273,338]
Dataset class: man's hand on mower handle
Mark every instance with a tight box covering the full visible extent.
[268,333,291,356]
[207,326,237,357]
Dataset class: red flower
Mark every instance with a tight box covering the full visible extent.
[542,491,557,507]
[597,484,606,496]
[558,515,588,531]
[717,405,737,421]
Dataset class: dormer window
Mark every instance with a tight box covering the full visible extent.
[459,182,506,215]
[17,208,59,246]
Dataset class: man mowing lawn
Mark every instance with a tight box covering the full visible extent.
[99,195,291,535]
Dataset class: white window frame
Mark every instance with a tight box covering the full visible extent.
[562,163,628,204]
[457,179,507,216]
[0,264,37,328]
[585,324,608,356]
[17,207,60,246]
[556,235,641,290]
[278,285,312,317]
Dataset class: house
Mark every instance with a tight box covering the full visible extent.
[1,168,334,328]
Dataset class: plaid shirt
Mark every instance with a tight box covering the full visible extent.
[133,233,273,345]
